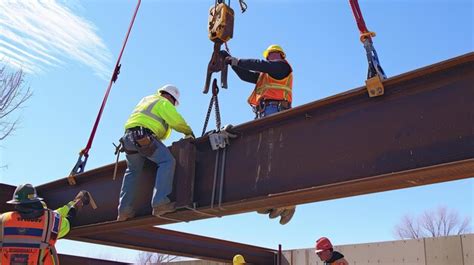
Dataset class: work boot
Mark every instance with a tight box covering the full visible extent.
[152,202,176,217]
[269,208,285,219]
[279,206,296,225]
[116,214,134,222]
[257,209,271,214]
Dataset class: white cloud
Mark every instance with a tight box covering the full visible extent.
[0,0,111,78]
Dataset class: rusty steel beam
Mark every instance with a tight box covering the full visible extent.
[0,53,473,261]
[50,52,474,230]
[69,226,277,264]
[58,254,129,265]
[0,184,15,213]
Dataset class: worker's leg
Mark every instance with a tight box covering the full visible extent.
[117,152,145,220]
[117,133,144,220]
[146,139,176,210]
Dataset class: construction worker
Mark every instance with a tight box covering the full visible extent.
[233,254,247,265]
[225,44,296,225]
[117,84,194,221]
[0,184,90,265]
[315,237,349,265]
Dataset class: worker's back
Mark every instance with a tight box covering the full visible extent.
[0,210,61,265]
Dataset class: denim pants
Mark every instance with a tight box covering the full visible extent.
[256,104,287,119]
[117,131,176,217]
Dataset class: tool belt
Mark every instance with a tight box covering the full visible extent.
[123,126,157,156]
[254,100,291,113]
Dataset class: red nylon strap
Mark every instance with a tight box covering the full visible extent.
[349,0,369,34]
[81,0,141,157]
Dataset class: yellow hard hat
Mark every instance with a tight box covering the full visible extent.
[233,254,246,264]
[263,44,285,59]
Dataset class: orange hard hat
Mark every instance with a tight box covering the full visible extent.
[315,237,333,253]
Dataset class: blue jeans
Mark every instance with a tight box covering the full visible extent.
[256,104,284,119]
[117,131,176,217]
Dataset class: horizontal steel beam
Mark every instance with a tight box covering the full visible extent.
[69,226,277,264]
[42,52,474,228]
[1,53,473,262]
[58,254,129,265]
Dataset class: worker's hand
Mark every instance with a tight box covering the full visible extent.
[73,190,90,210]
[225,56,239,66]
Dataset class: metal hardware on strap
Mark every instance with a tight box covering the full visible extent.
[208,124,237,151]
[208,125,237,211]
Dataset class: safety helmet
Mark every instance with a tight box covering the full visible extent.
[315,237,333,253]
[263,44,286,59]
[158,84,180,106]
[233,254,246,264]
[6,184,43,205]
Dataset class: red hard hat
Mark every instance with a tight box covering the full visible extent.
[315,237,333,253]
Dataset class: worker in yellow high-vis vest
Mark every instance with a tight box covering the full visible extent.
[117,84,194,221]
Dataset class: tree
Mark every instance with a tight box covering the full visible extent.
[0,65,32,140]
[394,206,471,239]
[135,252,178,265]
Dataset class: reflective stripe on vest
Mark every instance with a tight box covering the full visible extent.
[255,73,292,95]
[249,61,293,106]
[132,98,169,132]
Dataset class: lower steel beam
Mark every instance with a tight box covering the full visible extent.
[70,226,277,264]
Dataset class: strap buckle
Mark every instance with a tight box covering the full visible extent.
[208,125,238,151]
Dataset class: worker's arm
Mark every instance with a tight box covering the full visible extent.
[236,59,291,80]
[230,65,259,84]
[54,201,77,238]
[159,100,194,136]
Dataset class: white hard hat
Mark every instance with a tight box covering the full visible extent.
[158,84,180,106]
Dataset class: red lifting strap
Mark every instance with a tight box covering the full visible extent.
[349,0,369,34]
[70,0,141,178]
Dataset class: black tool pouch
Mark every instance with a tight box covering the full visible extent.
[132,128,157,156]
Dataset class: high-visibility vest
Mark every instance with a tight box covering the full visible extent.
[0,210,61,265]
[125,95,171,140]
[247,61,293,107]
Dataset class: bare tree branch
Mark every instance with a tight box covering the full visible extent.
[458,216,472,235]
[395,206,472,239]
[136,252,178,265]
[0,64,32,140]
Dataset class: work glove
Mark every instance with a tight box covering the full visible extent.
[73,190,91,210]
[184,133,195,139]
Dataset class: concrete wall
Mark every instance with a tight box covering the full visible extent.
[171,234,473,265]
[282,234,473,265]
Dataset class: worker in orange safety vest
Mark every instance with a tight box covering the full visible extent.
[0,184,90,265]
[224,44,296,225]
[315,237,349,265]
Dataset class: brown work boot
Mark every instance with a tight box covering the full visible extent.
[152,202,176,217]
[279,206,296,225]
[116,213,135,222]
[269,208,285,219]
[257,209,272,214]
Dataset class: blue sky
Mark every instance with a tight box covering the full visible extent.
[1,0,472,263]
